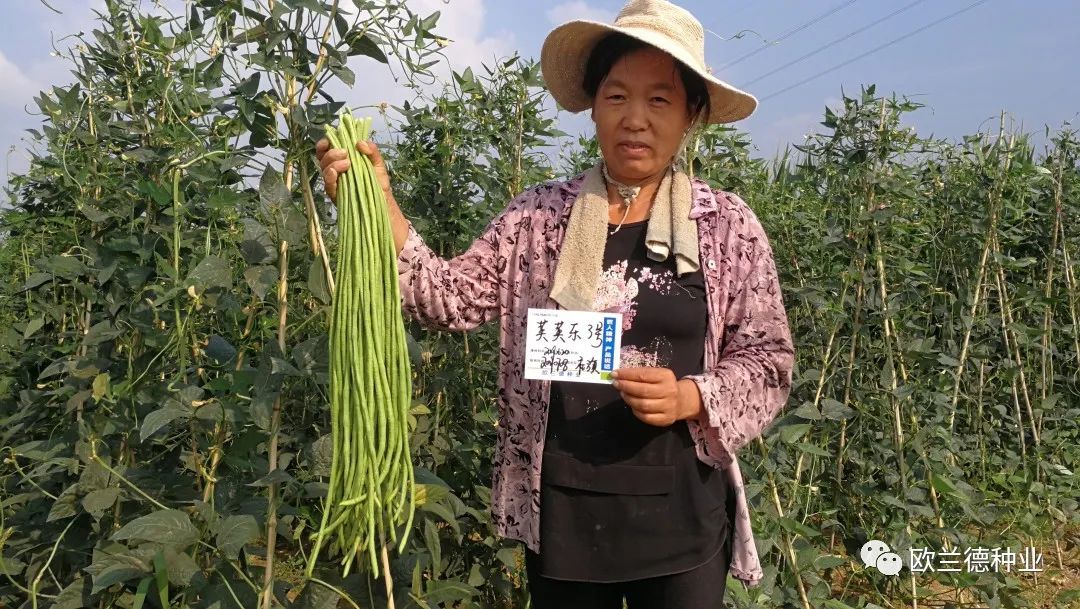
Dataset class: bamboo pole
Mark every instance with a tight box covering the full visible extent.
[261,241,289,609]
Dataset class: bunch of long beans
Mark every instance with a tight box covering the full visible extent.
[307,114,414,577]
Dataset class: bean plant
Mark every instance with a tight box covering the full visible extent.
[0,2,1077,608]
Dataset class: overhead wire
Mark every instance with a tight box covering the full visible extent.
[743,0,928,88]
[720,0,860,71]
[758,0,993,103]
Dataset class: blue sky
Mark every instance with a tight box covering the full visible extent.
[3,0,1079,181]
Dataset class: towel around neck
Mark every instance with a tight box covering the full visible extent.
[549,162,701,311]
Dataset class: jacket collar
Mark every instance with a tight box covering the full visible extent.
[688,177,721,219]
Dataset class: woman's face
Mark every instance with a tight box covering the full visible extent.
[592,46,694,183]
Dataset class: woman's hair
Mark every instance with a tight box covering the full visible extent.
[582,32,711,123]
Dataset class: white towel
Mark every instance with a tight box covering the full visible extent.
[550,162,700,311]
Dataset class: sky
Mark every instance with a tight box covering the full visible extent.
[2,0,1079,182]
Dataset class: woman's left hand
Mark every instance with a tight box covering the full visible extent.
[610,367,703,427]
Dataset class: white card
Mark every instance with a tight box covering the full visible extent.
[523,308,622,384]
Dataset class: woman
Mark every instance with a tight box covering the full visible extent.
[317,0,794,606]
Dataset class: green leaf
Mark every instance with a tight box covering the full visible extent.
[113,509,199,549]
[215,515,259,557]
[814,554,848,570]
[1056,588,1080,605]
[205,335,237,364]
[308,259,331,304]
[938,353,962,367]
[187,255,232,291]
[310,434,332,477]
[153,550,169,607]
[241,218,277,265]
[330,63,355,86]
[496,547,518,570]
[48,485,79,522]
[53,577,94,609]
[22,317,44,339]
[82,487,120,519]
[347,32,388,63]
[795,442,831,457]
[248,469,294,487]
[413,483,450,507]
[424,518,441,573]
[140,403,189,442]
[423,579,479,604]
[778,517,820,539]
[259,166,291,209]
[92,373,110,402]
[778,423,811,444]
[821,398,855,421]
[20,272,51,291]
[244,265,278,299]
[87,547,148,594]
[162,547,199,586]
[46,254,88,279]
[91,562,146,593]
[132,577,151,609]
[793,402,822,420]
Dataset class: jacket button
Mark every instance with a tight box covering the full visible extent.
[707,260,717,270]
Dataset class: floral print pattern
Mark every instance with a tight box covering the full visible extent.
[395,172,795,587]
[593,260,639,330]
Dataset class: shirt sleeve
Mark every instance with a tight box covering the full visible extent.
[395,205,515,332]
[683,203,795,467]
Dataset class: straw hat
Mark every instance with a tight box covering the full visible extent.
[541,0,757,124]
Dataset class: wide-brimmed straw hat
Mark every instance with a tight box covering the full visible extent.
[541,0,757,124]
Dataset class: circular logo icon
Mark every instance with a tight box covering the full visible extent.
[876,551,903,576]
[860,539,891,568]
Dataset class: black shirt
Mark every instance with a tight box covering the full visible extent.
[536,219,733,582]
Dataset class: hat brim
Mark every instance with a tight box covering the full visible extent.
[540,20,757,124]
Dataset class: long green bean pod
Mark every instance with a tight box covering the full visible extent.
[307,114,415,578]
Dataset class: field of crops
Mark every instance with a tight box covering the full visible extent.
[0,2,1077,608]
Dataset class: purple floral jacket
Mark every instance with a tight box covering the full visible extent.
[396,172,794,586]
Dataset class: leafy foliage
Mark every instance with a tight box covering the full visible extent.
[0,3,1076,609]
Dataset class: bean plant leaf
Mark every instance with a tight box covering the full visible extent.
[52,577,95,609]
[241,218,277,265]
[86,546,148,593]
[205,335,237,364]
[308,258,331,304]
[47,485,79,522]
[792,403,822,420]
[82,487,121,519]
[820,399,855,420]
[423,580,480,604]
[259,166,291,209]
[21,272,51,291]
[187,255,232,291]
[141,403,190,441]
[113,509,199,548]
[346,32,388,63]
[215,514,259,557]
[244,264,278,299]
[310,434,333,477]
[22,317,45,339]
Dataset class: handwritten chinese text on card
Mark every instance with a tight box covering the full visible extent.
[523,309,622,384]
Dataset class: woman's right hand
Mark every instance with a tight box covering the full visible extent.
[315,138,351,203]
[315,137,410,253]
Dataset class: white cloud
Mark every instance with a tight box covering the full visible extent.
[328,0,517,139]
[411,0,515,76]
[0,51,41,109]
[546,1,613,26]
